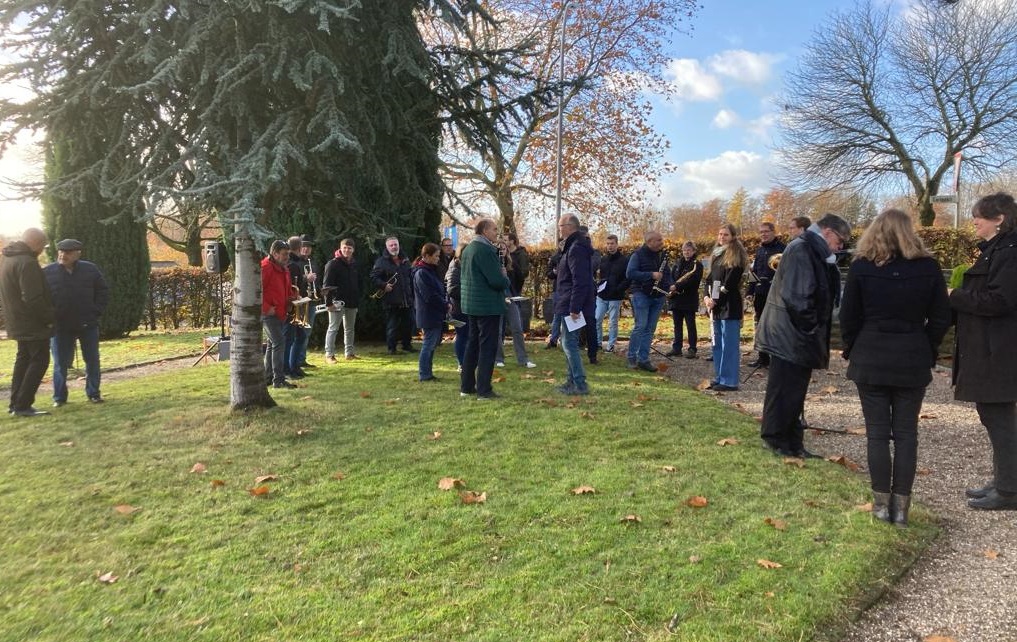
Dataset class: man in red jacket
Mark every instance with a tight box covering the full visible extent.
[262,240,298,389]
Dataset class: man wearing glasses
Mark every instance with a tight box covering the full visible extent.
[755,213,851,458]
[437,238,455,281]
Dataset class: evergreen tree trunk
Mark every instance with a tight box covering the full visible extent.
[229,224,275,410]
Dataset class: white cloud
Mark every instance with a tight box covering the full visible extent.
[657,150,772,204]
[664,58,722,102]
[745,112,777,143]
[711,109,739,129]
[707,50,783,86]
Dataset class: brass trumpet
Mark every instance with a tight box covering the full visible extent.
[768,253,783,271]
[304,260,320,300]
[370,274,398,299]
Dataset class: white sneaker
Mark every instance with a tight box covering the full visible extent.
[457,364,462,373]
[495,361,505,367]
[525,361,537,368]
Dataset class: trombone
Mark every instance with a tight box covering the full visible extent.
[289,296,313,328]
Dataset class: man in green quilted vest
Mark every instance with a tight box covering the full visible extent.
[459,218,510,400]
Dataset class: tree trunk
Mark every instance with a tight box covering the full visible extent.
[229,224,276,410]
[184,223,204,267]
[918,191,936,227]
[495,185,516,235]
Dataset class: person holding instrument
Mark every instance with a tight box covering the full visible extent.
[703,224,748,391]
[667,241,703,359]
[625,230,671,372]
[371,236,415,355]
[261,240,298,389]
[322,238,361,363]
[746,222,784,368]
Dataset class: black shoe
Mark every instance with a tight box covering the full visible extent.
[636,361,656,372]
[793,448,822,460]
[684,349,698,359]
[712,384,739,392]
[53,400,66,407]
[402,346,417,353]
[967,488,1017,510]
[746,359,763,368]
[88,396,104,404]
[476,391,501,400]
[761,440,792,457]
[273,381,298,389]
[588,357,598,365]
[287,370,306,379]
[419,376,439,382]
[965,483,995,499]
[387,348,397,355]
[300,362,317,369]
[13,407,49,417]
[665,349,681,357]
[545,342,557,349]
[627,361,638,369]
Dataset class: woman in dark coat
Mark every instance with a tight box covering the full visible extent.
[412,243,448,382]
[702,224,748,391]
[667,241,703,358]
[950,192,1017,511]
[840,209,951,526]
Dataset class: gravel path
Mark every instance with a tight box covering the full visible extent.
[637,341,1017,642]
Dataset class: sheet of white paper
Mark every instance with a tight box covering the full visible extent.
[564,311,587,332]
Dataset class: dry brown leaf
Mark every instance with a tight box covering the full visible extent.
[619,514,642,523]
[113,504,139,515]
[189,462,207,474]
[856,502,874,512]
[59,441,74,447]
[688,555,702,564]
[756,559,783,569]
[630,402,644,408]
[923,636,959,642]
[764,517,787,531]
[819,385,839,395]
[298,396,313,401]
[210,479,226,488]
[636,394,654,402]
[783,456,805,468]
[571,485,596,495]
[656,363,669,372]
[254,474,279,484]
[845,426,866,435]
[920,414,938,420]
[296,429,312,436]
[630,381,642,386]
[764,591,776,598]
[438,477,466,491]
[383,399,398,405]
[564,400,578,408]
[537,397,558,407]
[460,490,487,504]
[426,431,442,440]
[541,378,556,384]
[331,471,346,481]
[661,465,677,473]
[520,374,536,380]
[984,549,1000,560]
[716,437,740,446]
[492,376,506,383]
[685,496,709,508]
[248,485,271,497]
[917,467,933,476]
[542,370,555,377]
[579,411,595,420]
[804,499,821,508]
[359,391,371,398]
[97,571,118,584]
[826,455,861,472]
[695,379,711,391]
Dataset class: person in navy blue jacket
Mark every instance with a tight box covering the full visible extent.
[554,215,594,395]
[412,243,448,382]
[43,238,109,406]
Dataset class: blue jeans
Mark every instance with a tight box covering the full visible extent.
[295,305,317,365]
[595,298,621,348]
[461,315,500,395]
[559,316,588,391]
[418,326,441,380]
[263,315,287,385]
[51,325,101,402]
[629,292,665,364]
[284,322,305,374]
[452,311,469,366]
[711,318,742,387]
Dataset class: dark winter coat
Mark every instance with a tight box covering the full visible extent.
[322,256,361,308]
[840,256,951,388]
[461,237,509,317]
[950,230,1017,402]
[370,253,413,309]
[703,251,745,320]
[508,246,530,296]
[0,241,54,341]
[626,244,672,298]
[669,256,703,312]
[412,260,447,330]
[554,231,595,316]
[755,229,840,369]
[445,257,463,316]
[43,260,109,332]
[596,250,630,301]
[747,238,785,298]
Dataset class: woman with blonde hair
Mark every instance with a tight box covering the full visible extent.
[703,223,749,391]
[840,209,951,526]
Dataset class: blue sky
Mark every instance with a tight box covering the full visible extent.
[648,0,862,207]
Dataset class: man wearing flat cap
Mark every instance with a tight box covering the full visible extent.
[44,239,109,406]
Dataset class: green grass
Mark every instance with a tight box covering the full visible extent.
[0,342,934,642]
[0,329,208,390]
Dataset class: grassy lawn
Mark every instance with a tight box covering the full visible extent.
[0,329,208,390]
[0,340,934,642]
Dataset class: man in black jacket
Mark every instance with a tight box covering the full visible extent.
[322,238,361,363]
[756,214,850,458]
[370,236,415,354]
[0,228,54,417]
[44,239,109,406]
[594,234,629,353]
[747,222,785,367]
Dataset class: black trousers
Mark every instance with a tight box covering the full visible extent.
[671,309,697,351]
[975,402,1017,495]
[384,307,413,351]
[856,383,926,495]
[760,355,812,452]
[753,289,771,365]
[10,339,50,412]
[461,314,500,396]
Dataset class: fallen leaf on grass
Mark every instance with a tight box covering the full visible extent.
[856,502,873,512]
[359,391,371,398]
[460,491,487,504]
[688,555,702,564]
[296,429,312,436]
[845,426,866,435]
[920,413,938,420]
[656,363,669,372]
[331,471,346,480]
[210,479,226,488]
[984,549,1000,560]
[299,396,313,401]
[695,379,711,391]
[783,456,805,468]
[571,485,596,495]
[764,591,776,598]
[520,374,536,380]
[541,378,556,384]
[756,559,783,569]
[764,517,787,531]
[492,376,506,383]
[685,496,709,508]
[826,455,861,471]
[438,477,466,491]
[426,431,442,440]
[636,394,655,402]
[579,411,595,420]
[254,474,279,484]
[716,437,740,446]
[189,463,207,474]
[59,441,74,447]
[97,571,118,584]
[619,514,642,524]
[113,504,140,515]
[248,485,271,497]
[542,370,555,377]
[383,399,398,405]
[661,465,677,473]
[629,402,644,408]
[536,397,558,407]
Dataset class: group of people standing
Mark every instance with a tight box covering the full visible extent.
[1,229,109,416]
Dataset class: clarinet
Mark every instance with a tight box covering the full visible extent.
[652,254,669,296]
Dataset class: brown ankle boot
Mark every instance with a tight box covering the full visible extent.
[890,493,911,528]
[872,492,892,523]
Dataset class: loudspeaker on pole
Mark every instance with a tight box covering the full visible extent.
[203,240,231,274]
